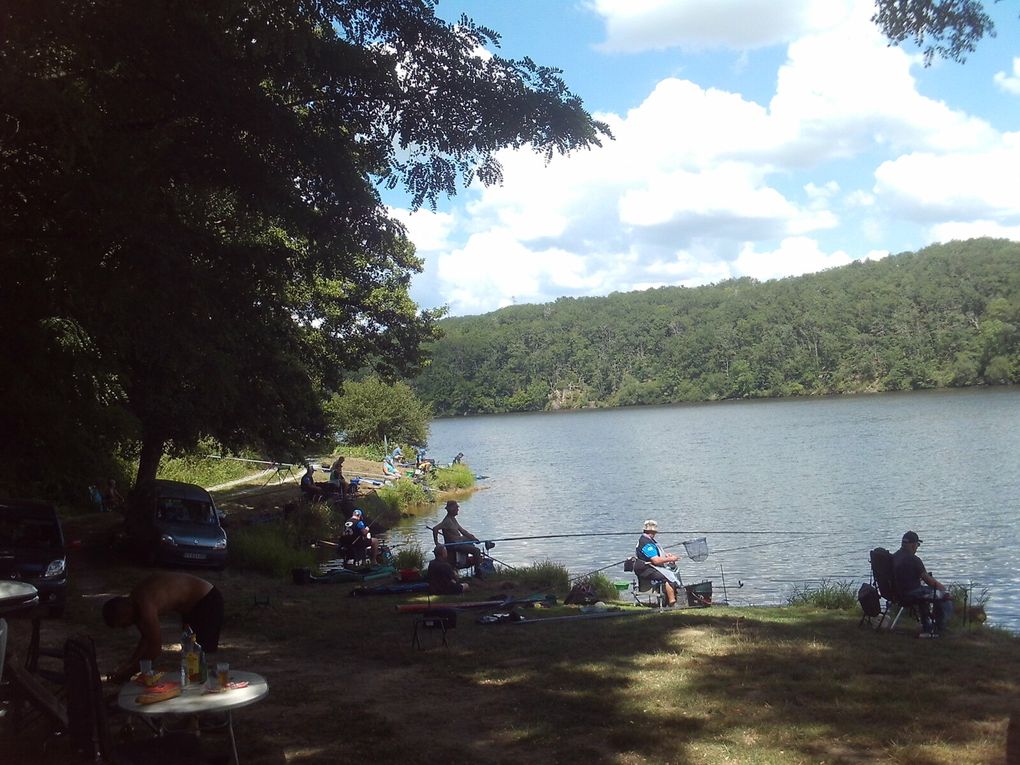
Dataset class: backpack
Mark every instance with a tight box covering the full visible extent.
[564,580,598,605]
[858,582,881,618]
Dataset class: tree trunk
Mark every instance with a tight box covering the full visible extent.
[135,432,166,488]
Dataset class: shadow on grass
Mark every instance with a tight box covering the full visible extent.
[7,517,1020,765]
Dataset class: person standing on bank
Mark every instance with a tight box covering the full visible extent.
[102,572,223,683]
[892,530,954,638]
[634,520,681,607]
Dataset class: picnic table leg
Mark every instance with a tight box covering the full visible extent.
[228,710,240,765]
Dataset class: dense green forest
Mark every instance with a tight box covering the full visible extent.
[414,239,1020,415]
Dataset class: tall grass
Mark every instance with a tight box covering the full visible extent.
[503,560,570,592]
[786,579,858,610]
[228,525,317,578]
[586,572,620,602]
[430,463,474,491]
[393,542,426,571]
[157,452,263,488]
[376,479,431,512]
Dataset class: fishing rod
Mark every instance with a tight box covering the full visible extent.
[422,529,831,545]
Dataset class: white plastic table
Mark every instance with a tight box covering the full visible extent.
[117,669,269,765]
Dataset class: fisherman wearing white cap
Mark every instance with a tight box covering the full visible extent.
[634,519,681,607]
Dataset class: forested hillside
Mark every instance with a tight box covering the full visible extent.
[414,239,1020,415]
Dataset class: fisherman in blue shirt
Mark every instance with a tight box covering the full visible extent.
[635,519,681,607]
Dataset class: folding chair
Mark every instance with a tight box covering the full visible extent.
[64,635,201,764]
[867,547,919,631]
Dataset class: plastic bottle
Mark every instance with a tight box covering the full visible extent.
[198,641,208,685]
[180,627,192,687]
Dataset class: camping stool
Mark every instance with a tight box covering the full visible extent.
[412,608,456,650]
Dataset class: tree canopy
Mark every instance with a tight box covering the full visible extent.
[0,0,607,497]
[872,0,999,64]
[325,377,430,448]
[413,239,1020,416]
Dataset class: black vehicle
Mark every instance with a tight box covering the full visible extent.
[125,480,228,568]
[0,500,71,616]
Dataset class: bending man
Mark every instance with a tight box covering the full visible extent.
[102,572,223,683]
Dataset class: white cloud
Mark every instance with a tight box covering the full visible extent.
[397,0,1019,315]
[734,237,853,281]
[388,207,456,252]
[592,0,850,53]
[929,221,1020,243]
[873,133,1020,221]
[993,58,1020,95]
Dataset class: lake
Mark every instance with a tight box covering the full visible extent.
[396,387,1020,630]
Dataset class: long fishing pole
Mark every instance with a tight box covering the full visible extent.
[424,529,831,545]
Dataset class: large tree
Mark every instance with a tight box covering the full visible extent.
[0,0,608,495]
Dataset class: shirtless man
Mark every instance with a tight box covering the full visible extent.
[432,500,481,575]
[102,572,223,683]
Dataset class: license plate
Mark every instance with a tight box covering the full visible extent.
[183,553,207,560]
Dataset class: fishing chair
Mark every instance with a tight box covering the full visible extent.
[63,635,202,764]
[625,558,670,609]
[866,547,919,631]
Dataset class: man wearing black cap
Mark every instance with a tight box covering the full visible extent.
[892,530,953,637]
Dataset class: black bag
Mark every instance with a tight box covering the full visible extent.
[564,580,598,605]
[858,582,881,617]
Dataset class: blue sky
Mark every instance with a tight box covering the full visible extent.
[386,0,1020,316]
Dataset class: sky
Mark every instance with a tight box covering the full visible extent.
[386,0,1020,317]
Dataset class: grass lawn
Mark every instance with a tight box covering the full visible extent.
[6,512,1020,765]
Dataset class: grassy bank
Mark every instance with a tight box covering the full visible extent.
[10,510,1020,765]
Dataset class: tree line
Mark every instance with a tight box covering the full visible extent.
[413,239,1020,415]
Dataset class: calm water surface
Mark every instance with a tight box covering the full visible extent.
[396,388,1020,630]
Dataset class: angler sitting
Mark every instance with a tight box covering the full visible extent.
[634,519,680,607]
[893,530,954,637]
[300,464,330,499]
[432,500,482,576]
[427,545,469,595]
[340,509,380,565]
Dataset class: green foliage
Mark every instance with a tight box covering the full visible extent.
[414,240,1020,415]
[503,560,571,592]
[286,502,341,546]
[157,442,264,488]
[0,0,606,499]
[326,377,432,448]
[786,580,858,610]
[352,492,403,530]
[375,479,431,513]
[430,464,475,491]
[228,525,317,579]
[393,543,426,571]
[586,572,620,602]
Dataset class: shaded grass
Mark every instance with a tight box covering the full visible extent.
[17,511,1020,765]
[227,524,317,578]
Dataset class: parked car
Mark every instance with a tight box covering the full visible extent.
[126,480,227,568]
[0,499,73,616]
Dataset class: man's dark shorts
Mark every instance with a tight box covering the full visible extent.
[182,586,224,652]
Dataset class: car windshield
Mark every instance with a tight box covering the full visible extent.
[156,498,218,526]
[0,514,61,549]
